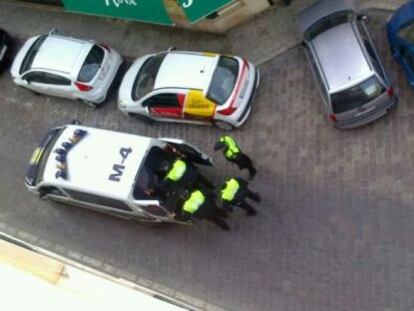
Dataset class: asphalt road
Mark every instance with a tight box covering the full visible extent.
[2,11,414,311]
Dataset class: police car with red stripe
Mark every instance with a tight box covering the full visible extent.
[118,49,260,130]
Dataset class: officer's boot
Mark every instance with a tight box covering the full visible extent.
[242,202,257,216]
[247,190,261,203]
[212,217,231,231]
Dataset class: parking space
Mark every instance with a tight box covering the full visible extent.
[1,9,414,311]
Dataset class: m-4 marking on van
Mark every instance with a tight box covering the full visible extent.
[109,147,133,182]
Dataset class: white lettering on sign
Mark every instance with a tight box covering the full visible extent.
[105,0,137,8]
[182,0,193,8]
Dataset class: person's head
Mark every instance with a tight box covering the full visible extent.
[180,188,192,201]
[159,160,172,174]
[213,141,226,151]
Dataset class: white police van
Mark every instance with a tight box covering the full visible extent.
[25,123,213,223]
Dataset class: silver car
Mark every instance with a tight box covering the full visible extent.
[298,0,398,129]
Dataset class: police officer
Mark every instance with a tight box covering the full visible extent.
[219,177,261,216]
[213,136,257,180]
[177,188,230,231]
[148,157,213,196]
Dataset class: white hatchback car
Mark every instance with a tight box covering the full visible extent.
[11,30,123,108]
[118,50,260,130]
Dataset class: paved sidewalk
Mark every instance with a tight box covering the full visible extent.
[0,0,407,66]
[228,0,407,65]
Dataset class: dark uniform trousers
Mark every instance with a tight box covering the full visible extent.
[228,153,257,179]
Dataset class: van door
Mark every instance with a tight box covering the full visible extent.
[159,138,214,166]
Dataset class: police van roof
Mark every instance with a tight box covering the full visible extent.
[42,125,153,200]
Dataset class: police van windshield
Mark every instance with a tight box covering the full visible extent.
[133,146,174,200]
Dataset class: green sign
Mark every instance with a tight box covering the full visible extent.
[178,0,234,23]
[63,0,173,26]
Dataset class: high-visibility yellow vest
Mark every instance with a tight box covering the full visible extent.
[221,178,240,202]
[220,136,240,159]
[183,190,205,214]
[166,159,187,181]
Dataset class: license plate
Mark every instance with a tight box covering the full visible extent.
[99,64,109,80]
[354,105,376,117]
[0,46,7,61]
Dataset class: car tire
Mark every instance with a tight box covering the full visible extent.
[128,112,155,125]
[81,100,100,109]
[213,120,235,131]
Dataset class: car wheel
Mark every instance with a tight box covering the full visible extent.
[81,100,99,109]
[128,113,155,125]
[214,120,235,131]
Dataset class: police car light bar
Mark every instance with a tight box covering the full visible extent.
[54,129,88,180]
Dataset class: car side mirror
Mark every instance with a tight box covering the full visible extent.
[70,119,81,125]
[357,14,368,21]
[49,28,58,35]
[168,46,177,52]
[22,76,31,84]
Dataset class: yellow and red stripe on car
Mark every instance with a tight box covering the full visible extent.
[183,90,216,119]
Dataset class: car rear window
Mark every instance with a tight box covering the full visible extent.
[398,23,414,43]
[20,35,47,74]
[207,56,239,106]
[304,11,353,41]
[331,76,385,114]
[77,45,105,83]
[132,53,166,101]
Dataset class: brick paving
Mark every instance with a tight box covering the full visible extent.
[1,5,414,311]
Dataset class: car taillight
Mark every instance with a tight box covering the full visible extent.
[387,87,394,97]
[217,106,237,116]
[100,43,111,53]
[75,82,93,92]
[329,113,337,123]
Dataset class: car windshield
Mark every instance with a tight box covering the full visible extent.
[77,45,105,82]
[207,56,239,105]
[20,35,47,74]
[304,10,354,41]
[331,76,385,114]
[132,53,166,101]
[398,23,414,43]
[36,127,65,184]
